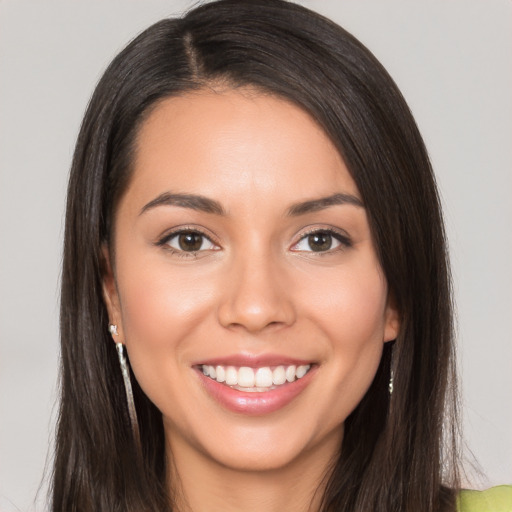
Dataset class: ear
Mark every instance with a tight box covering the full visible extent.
[383,293,400,343]
[101,244,124,341]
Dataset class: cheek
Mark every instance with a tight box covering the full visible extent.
[117,239,218,325]
[302,261,388,346]
[114,253,218,381]
[114,259,224,424]
[297,259,388,398]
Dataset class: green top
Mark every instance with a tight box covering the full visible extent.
[457,486,512,512]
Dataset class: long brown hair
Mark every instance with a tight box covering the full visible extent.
[53,1,460,510]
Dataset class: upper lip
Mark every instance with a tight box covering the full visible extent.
[193,353,314,368]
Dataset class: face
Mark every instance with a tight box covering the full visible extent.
[103,88,399,475]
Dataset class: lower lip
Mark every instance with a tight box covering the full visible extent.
[196,367,316,416]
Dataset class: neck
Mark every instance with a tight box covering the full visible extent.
[166,429,342,512]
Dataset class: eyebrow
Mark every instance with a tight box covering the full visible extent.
[139,191,363,217]
[286,193,364,216]
[139,192,225,216]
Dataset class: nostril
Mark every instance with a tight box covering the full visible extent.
[217,307,295,333]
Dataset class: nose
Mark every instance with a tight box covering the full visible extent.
[217,251,296,333]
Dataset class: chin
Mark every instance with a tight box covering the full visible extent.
[165,413,344,475]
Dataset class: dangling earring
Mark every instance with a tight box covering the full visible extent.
[388,368,394,395]
[109,324,142,455]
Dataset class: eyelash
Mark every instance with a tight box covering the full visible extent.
[156,227,219,258]
[291,227,352,255]
[156,226,352,257]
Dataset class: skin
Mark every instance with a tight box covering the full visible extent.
[103,88,400,512]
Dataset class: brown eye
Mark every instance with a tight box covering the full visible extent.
[178,232,204,251]
[163,230,217,253]
[307,232,332,252]
[291,229,351,253]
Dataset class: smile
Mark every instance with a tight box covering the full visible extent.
[200,364,312,392]
[196,359,316,415]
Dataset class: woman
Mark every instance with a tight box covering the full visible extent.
[52,0,509,511]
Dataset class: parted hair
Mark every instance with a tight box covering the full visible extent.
[53,1,460,510]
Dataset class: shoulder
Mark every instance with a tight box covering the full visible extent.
[457,486,512,512]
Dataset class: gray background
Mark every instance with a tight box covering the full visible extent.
[0,1,511,510]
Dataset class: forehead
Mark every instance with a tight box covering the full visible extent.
[125,88,359,212]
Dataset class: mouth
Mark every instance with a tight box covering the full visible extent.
[199,363,312,392]
[194,359,316,415]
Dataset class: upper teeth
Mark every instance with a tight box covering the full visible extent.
[201,364,311,389]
